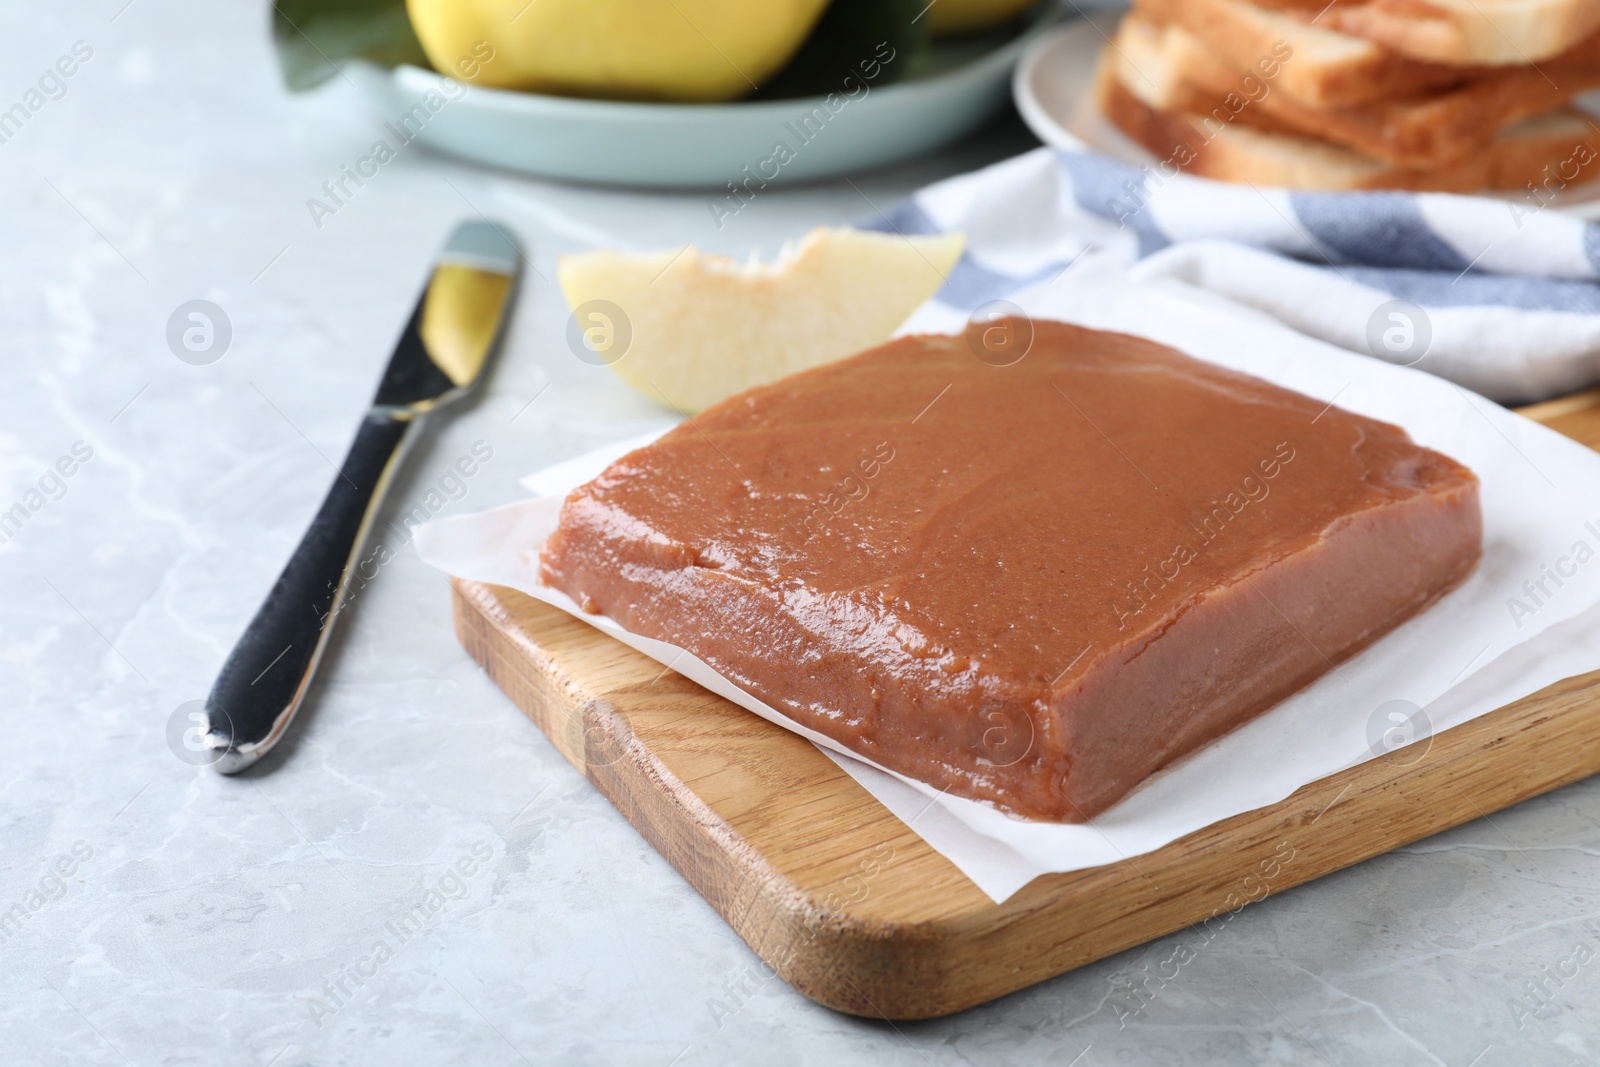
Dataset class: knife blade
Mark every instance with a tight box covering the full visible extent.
[201,219,523,773]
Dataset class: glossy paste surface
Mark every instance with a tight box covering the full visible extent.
[541,321,1482,820]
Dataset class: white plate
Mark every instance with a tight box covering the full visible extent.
[1012,11,1600,216]
[1011,3,1124,153]
[347,3,1065,189]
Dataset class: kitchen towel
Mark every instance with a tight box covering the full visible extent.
[862,146,1600,404]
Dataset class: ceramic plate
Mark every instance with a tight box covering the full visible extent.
[348,3,1065,189]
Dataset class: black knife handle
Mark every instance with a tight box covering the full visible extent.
[202,411,416,772]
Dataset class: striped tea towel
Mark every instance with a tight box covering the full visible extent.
[861,147,1600,404]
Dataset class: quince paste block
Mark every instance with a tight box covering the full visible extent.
[541,321,1482,822]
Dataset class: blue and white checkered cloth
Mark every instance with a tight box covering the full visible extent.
[862,148,1600,404]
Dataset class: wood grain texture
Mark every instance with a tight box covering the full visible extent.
[450,390,1600,1020]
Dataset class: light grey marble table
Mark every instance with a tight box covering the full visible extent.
[4,2,1600,1065]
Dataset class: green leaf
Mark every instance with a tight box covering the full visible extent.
[751,0,931,101]
[271,0,429,93]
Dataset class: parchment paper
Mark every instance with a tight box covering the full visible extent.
[416,275,1600,903]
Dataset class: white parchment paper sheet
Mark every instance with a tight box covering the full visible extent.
[416,275,1600,903]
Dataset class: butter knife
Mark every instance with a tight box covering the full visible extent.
[202,220,523,773]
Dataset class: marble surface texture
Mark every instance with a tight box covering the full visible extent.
[4,2,1600,1065]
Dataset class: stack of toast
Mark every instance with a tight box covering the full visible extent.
[1095,0,1600,191]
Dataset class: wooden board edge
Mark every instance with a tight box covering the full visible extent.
[1516,386,1600,425]
[452,576,1600,1019]
[978,673,1600,1011]
[451,577,928,1016]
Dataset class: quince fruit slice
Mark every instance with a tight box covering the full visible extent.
[559,227,965,412]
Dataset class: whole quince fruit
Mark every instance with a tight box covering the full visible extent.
[407,0,833,102]
[928,0,1037,36]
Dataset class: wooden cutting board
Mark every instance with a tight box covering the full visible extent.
[451,389,1600,1021]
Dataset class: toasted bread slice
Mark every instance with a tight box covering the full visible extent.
[1236,0,1600,66]
[1116,13,1600,167]
[1323,0,1600,67]
[1132,0,1474,107]
[1096,48,1598,191]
